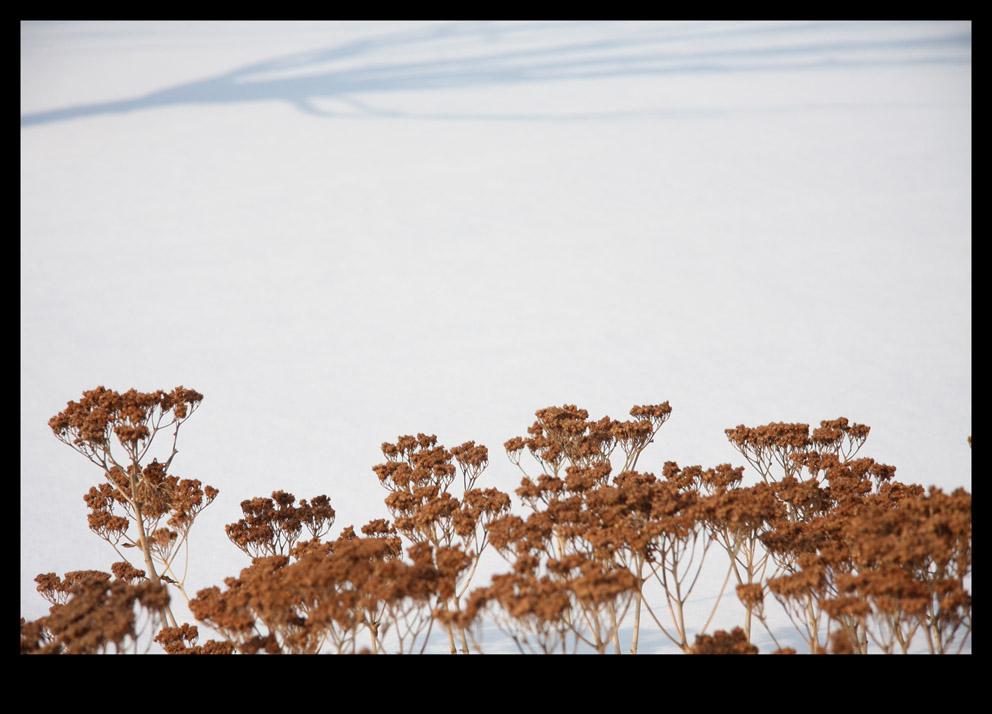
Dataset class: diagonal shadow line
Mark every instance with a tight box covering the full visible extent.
[21,21,970,128]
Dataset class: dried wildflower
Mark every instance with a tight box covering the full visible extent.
[478,572,575,654]
[225,491,334,559]
[810,418,869,459]
[828,629,856,654]
[690,627,758,654]
[153,623,235,654]
[629,402,673,428]
[725,421,812,481]
[736,583,765,612]
[451,440,489,491]
[374,432,513,652]
[45,387,217,635]
[31,389,972,655]
[23,570,170,654]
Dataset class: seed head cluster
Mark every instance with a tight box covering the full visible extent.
[23,389,970,655]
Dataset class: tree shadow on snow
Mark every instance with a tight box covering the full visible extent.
[21,20,970,128]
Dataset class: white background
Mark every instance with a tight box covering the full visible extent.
[21,21,971,653]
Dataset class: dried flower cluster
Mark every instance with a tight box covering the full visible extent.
[23,567,170,653]
[690,627,758,654]
[485,403,729,653]
[372,433,510,652]
[725,419,971,654]
[23,389,970,654]
[29,386,219,642]
[225,491,336,558]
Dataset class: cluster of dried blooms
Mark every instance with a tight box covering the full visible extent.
[725,419,971,654]
[372,433,510,652]
[481,402,729,653]
[690,627,758,654]
[225,491,336,558]
[22,567,170,653]
[23,389,970,654]
[27,386,220,646]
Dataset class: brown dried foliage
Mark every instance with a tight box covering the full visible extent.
[23,568,170,654]
[26,390,970,654]
[372,433,509,652]
[723,420,972,654]
[29,386,220,649]
[690,627,759,654]
[225,491,336,558]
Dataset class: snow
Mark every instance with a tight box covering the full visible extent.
[21,20,971,652]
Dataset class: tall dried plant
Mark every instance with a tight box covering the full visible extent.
[24,389,970,655]
[43,386,217,633]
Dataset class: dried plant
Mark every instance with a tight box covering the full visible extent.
[191,524,462,654]
[703,480,783,641]
[41,386,217,636]
[631,463,729,652]
[225,491,336,558]
[373,433,509,652]
[728,419,970,654]
[827,486,972,653]
[23,568,170,654]
[497,403,733,653]
[153,623,235,654]
[25,390,970,654]
[471,571,574,653]
[690,627,759,654]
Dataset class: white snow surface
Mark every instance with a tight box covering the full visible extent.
[21,21,971,653]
